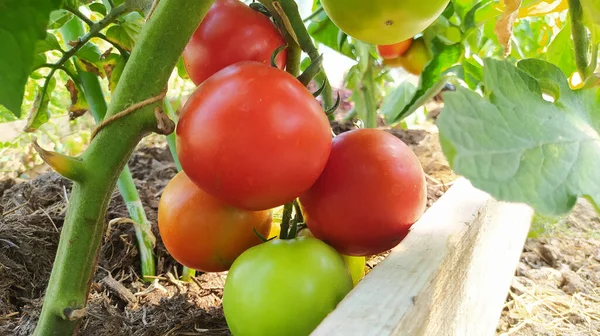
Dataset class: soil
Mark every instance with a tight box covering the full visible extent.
[496,199,600,336]
[1,122,597,335]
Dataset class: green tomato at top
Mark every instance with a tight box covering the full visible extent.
[321,0,451,45]
[222,237,353,336]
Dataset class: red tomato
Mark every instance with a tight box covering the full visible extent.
[158,171,272,272]
[182,0,287,85]
[176,62,332,211]
[377,39,412,59]
[299,129,427,256]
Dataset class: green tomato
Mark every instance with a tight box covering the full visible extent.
[298,228,366,287]
[223,237,353,336]
[321,0,451,45]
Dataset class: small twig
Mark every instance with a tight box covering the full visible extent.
[64,5,95,27]
[302,6,324,22]
[101,274,137,304]
[2,201,30,216]
[90,87,168,140]
[40,207,59,232]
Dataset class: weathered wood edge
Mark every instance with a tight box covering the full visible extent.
[312,178,534,336]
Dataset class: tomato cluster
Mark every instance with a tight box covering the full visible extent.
[158,1,428,335]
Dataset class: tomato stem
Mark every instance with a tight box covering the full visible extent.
[60,18,157,283]
[568,0,593,79]
[162,98,197,282]
[279,202,294,239]
[34,1,215,333]
[258,0,336,111]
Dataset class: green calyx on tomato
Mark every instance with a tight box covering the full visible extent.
[158,171,272,272]
[182,0,287,85]
[320,0,451,45]
[176,62,332,211]
[223,237,353,336]
[299,128,427,256]
[383,37,432,75]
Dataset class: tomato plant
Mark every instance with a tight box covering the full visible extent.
[222,237,353,336]
[4,0,599,333]
[320,0,451,44]
[300,128,427,256]
[176,61,332,211]
[377,39,413,59]
[182,0,287,85]
[158,171,272,272]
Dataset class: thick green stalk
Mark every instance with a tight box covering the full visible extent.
[61,17,156,282]
[355,41,377,128]
[34,1,215,334]
[568,0,592,79]
[162,98,196,281]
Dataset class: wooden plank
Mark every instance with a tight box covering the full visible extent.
[312,178,533,336]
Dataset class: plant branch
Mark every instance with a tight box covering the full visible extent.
[302,6,323,22]
[568,0,592,79]
[258,0,336,109]
[49,4,131,75]
[161,98,196,281]
[34,0,215,334]
[64,5,95,27]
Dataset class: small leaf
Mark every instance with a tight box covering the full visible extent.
[65,79,89,119]
[494,0,522,57]
[381,81,417,124]
[76,58,103,77]
[0,0,62,117]
[307,16,355,60]
[35,32,62,53]
[176,56,189,79]
[390,39,462,123]
[106,12,144,51]
[24,77,56,132]
[102,53,126,92]
[438,58,600,216]
[545,23,577,78]
[88,2,107,16]
[47,9,73,30]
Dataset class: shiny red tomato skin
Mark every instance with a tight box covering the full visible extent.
[176,62,332,211]
[158,171,272,272]
[182,0,287,85]
[299,129,427,256]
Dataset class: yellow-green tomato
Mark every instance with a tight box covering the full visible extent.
[298,228,366,287]
[321,0,451,45]
[222,237,353,336]
[383,37,432,75]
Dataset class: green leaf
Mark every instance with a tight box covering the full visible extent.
[545,23,577,78]
[307,15,355,60]
[36,32,62,53]
[438,58,600,216]
[101,53,126,92]
[580,0,600,44]
[390,39,462,123]
[89,2,107,16]
[176,56,189,79]
[47,9,73,30]
[381,81,417,124]
[24,77,56,132]
[106,12,144,51]
[0,0,62,117]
